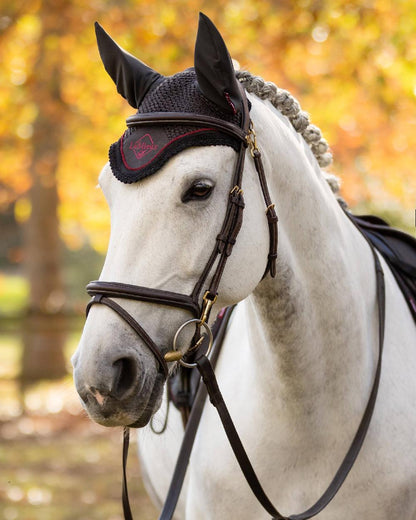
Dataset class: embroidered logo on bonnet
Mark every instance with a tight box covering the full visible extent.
[130,134,158,160]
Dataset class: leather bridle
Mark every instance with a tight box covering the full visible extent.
[86,87,278,378]
[84,88,386,520]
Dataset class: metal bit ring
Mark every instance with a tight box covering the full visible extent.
[172,318,213,368]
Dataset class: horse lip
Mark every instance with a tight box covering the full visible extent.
[127,373,165,428]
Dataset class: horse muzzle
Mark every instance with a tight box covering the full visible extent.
[72,349,165,427]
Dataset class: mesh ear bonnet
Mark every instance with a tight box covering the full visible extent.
[109,69,244,184]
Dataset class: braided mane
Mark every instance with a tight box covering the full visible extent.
[236,70,342,198]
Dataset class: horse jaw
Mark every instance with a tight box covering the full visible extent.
[72,144,269,427]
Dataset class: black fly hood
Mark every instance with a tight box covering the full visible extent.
[95,15,246,184]
[109,69,243,183]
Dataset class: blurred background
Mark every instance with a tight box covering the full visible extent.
[1,0,415,518]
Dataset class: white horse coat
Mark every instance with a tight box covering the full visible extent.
[135,95,416,519]
[72,16,416,520]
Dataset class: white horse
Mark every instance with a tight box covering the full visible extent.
[72,14,416,519]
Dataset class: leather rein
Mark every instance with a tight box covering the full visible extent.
[85,92,386,519]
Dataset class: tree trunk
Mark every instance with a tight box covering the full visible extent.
[21,0,69,383]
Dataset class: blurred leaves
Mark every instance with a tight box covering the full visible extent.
[0,411,157,519]
[1,0,416,255]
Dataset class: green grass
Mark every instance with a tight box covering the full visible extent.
[0,275,28,317]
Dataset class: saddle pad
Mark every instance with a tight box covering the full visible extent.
[350,213,416,322]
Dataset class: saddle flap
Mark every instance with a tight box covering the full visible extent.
[350,213,416,321]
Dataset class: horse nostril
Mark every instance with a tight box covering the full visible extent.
[112,357,138,399]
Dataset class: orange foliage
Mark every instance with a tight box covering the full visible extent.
[1,0,415,253]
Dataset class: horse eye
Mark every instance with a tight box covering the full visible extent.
[182,181,214,203]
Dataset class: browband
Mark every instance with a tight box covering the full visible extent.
[126,112,248,143]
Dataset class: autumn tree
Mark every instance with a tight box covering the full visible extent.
[0,0,415,382]
[19,0,71,382]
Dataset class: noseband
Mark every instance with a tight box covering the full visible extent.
[86,88,278,378]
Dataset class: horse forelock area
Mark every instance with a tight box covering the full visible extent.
[236,70,346,207]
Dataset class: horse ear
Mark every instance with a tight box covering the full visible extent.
[94,22,164,109]
[194,13,243,114]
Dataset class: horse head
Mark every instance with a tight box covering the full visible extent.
[72,14,271,427]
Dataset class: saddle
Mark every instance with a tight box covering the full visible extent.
[349,212,416,322]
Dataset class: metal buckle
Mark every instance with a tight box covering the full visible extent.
[200,291,217,325]
[246,121,258,158]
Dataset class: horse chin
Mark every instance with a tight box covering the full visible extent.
[83,373,164,428]
[127,377,164,428]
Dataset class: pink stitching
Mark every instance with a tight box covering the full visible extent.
[129,133,158,160]
[224,92,237,115]
[120,128,215,171]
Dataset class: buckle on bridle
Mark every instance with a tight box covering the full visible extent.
[246,121,258,158]
[201,290,218,325]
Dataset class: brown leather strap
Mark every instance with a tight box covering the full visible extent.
[120,307,236,520]
[190,147,247,303]
[192,83,251,307]
[126,112,248,143]
[196,355,283,519]
[86,281,200,317]
[86,294,169,379]
[157,306,236,520]
[252,150,278,278]
[122,427,134,520]
[193,242,385,520]
[208,187,245,296]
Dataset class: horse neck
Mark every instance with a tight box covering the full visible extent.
[242,103,379,421]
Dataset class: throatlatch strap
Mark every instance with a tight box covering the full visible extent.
[252,149,278,278]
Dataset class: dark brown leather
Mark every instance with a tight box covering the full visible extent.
[253,150,278,278]
[122,427,133,520]
[126,112,247,142]
[156,306,235,520]
[86,294,169,379]
[86,281,200,317]
[191,242,385,520]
